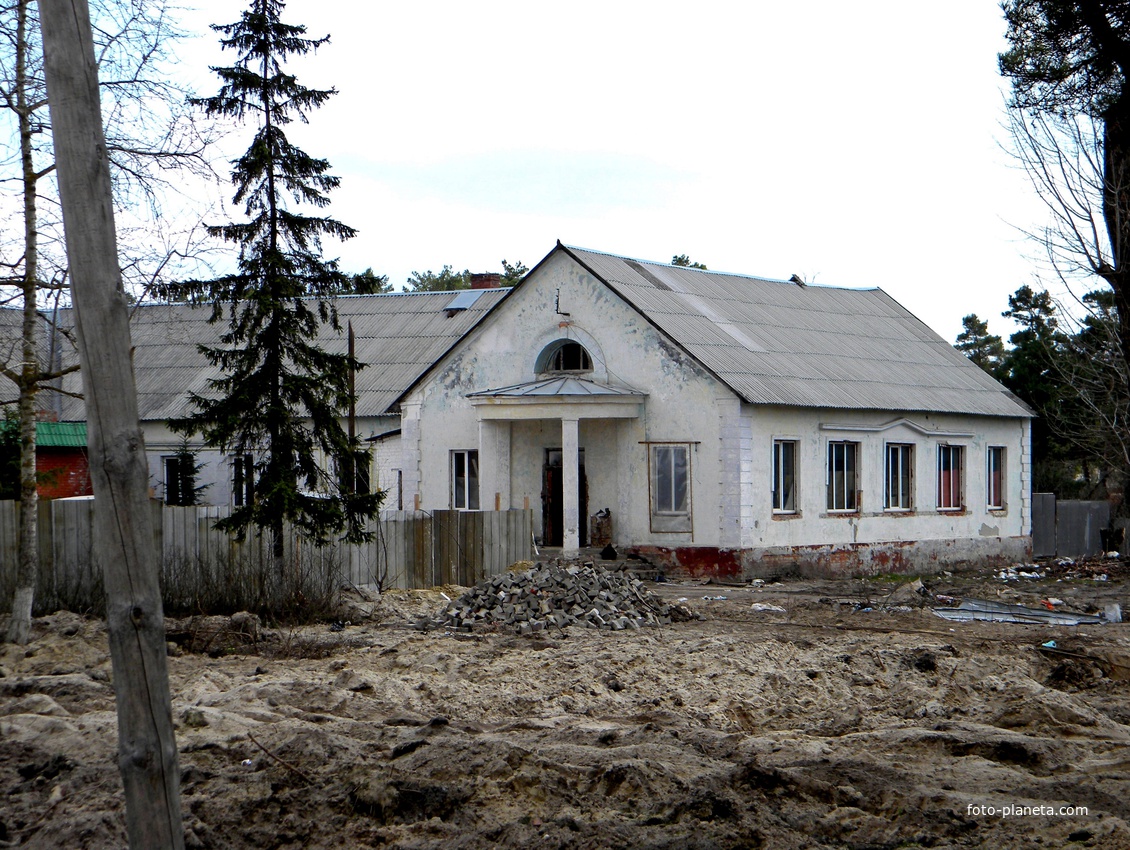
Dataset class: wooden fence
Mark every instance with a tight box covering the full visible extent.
[0,500,533,614]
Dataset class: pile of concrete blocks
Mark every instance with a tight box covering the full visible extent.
[434,562,683,633]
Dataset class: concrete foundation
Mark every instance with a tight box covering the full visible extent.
[629,536,1032,581]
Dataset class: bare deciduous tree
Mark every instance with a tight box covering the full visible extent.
[1,0,215,644]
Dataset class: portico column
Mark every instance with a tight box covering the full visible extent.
[561,417,580,554]
[478,419,511,511]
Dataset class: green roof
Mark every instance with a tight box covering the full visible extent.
[36,421,87,448]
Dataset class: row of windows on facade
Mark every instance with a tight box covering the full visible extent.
[162,451,373,507]
[162,440,1002,516]
[452,442,1004,517]
[773,441,1006,514]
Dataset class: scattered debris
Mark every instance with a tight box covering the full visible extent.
[996,565,1044,581]
[750,603,787,614]
[932,599,1104,626]
[428,562,693,633]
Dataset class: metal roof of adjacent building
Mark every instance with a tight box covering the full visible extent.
[7,289,508,422]
[36,421,87,447]
[560,245,1032,418]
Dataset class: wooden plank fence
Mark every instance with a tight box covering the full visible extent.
[0,500,533,614]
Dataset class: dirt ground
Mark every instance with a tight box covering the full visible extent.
[2,560,1130,850]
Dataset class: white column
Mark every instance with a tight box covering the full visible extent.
[400,400,422,511]
[478,419,512,511]
[562,417,580,553]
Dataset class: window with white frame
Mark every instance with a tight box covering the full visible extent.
[827,441,859,511]
[451,449,480,510]
[163,456,191,506]
[232,453,254,507]
[937,445,964,510]
[649,443,692,532]
[772,439,797,513]
[987,446,1005,510]
[885,443,913,511]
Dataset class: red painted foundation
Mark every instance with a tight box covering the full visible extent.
[626,538,1031,580]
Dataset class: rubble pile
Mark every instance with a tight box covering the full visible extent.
[434,562,688,633]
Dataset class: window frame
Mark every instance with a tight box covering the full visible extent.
[937,444,964,511]
[232,453,254,507]
[337,449,372,495]
[987,445,1006,510]
[884,442,914,512]
[826,440,860,513]
[772,439,798,514]
[536,340,593,374]
[647,442,693,533]
[163,456,185,506]
[451,449,480,511]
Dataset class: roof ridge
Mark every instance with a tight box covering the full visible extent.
[562,243,879,292]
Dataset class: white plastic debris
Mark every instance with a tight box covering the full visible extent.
[750,603,786,613]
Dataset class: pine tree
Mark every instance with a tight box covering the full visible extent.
[174,0,380,561]
[955,314,1006,378]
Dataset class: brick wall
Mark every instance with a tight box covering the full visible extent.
[37,449,93,499]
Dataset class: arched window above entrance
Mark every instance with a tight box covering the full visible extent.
[536,340,593,374]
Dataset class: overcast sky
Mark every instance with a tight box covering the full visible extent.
[175,1,1050,344]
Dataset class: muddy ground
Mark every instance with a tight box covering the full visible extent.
[2,560,1129,849]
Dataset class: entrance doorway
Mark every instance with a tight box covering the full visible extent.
[542,448,587,547]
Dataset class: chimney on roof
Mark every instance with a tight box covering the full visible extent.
[470,272,502,289]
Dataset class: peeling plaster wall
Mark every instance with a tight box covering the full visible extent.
[403,250,738,548]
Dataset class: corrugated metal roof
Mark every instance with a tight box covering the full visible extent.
[564,245,1032,418]
[9,289,510,422]
[36,421,87,447]
[1,243,1030,424]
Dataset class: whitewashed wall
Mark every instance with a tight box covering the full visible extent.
[741,405,1029,550]
[401,250,736,548]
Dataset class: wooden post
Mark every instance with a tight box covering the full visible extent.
[37,1,184,847]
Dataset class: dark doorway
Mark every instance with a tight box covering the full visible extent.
[542,448,587,547]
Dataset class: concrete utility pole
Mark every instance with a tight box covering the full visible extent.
[37,0,184,846]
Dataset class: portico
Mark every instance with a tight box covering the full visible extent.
[469,377,645,554]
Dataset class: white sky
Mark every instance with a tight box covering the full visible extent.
[174,1,1052,345]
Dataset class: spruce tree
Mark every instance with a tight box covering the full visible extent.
[174,0,380,561]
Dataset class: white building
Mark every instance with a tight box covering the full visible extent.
[16,243,1032,578]
[389,243,1032,578]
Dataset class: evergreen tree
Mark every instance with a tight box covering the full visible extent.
[500,259,528,287]
[671,254,707,269]
[351,268,392,294]
[956,314,1006,378]
[173,0,380,560]
[1000,2,1130,480]
[405,265,471,292]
